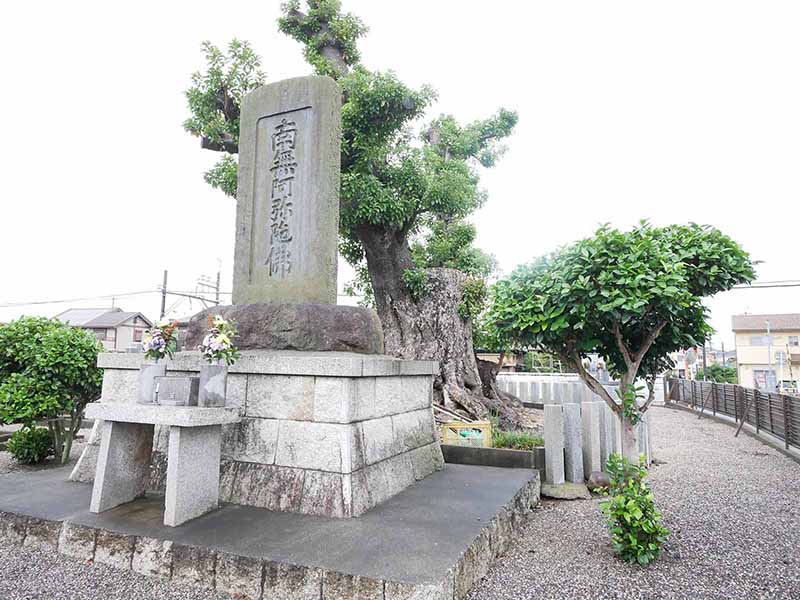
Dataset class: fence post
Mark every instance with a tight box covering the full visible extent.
[752,388,759,433]
[712,383,717,416]
[783,395,790,450]
[768,393,774,432]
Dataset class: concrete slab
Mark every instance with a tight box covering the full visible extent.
[0,463,539,597]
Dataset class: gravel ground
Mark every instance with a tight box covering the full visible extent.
[0,542,228,600]
[469,405,800,600]
[1,407,798,599]
[0,440,87,475]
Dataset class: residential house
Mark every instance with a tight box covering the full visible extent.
[55,308,153,352]
[732,313,800,391]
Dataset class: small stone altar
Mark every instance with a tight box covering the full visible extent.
[84,403,240,527]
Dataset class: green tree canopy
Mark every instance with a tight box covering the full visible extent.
[0,317,103,464]
[489,222,754,457]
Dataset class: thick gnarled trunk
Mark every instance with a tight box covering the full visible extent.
[358,226,524,428]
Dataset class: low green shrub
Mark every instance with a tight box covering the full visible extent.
[6,426,54,464]
[493,430,544,451]
[600,454,670,565]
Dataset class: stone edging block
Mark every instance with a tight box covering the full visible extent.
[0,470,540,600]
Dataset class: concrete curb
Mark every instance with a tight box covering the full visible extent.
[0,473,540,600]
[442,444,545,479]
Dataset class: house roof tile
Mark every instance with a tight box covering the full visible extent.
[731,313,800,332]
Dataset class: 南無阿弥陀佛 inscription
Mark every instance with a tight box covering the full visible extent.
[233,76,341,305]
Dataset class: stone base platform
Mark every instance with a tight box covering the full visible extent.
[0,464,539,600]
[73,351,445,519]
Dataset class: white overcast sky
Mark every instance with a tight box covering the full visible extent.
[1,1,798,348]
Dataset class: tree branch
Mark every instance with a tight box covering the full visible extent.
[562,349,621,415]
[201,136,238,154]
[641,377,657,413]
[630,320,668,372]
[613,324,634,369]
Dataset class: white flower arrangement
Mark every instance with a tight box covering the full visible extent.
[142,320,178,362]
[198,315,240,365]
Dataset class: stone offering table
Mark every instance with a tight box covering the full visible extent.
[84,403,241,527]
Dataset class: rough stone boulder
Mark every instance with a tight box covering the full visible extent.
[184,303,384,355]
[540,482,592,500]
[587,471,611,493]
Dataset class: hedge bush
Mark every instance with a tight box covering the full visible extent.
[6,427,54,464]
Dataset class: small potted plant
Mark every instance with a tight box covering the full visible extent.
[138,320,179,404]
[197,315,240,407]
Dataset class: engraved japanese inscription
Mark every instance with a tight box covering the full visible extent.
[267,118,298,278]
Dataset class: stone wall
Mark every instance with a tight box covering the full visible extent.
[72,351,445,518]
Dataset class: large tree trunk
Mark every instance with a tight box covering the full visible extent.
[358,225,524,429]
[476,357,527,430]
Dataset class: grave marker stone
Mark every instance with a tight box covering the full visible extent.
[233,76,342,305]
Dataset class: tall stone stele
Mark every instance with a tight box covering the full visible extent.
[233,75,341,306]
[72,76,445,520]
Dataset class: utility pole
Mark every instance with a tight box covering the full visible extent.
[215,269,221,305]
[160,270,168,320]
[766,319,774,391]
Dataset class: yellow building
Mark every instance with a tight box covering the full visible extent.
[732,314,800,391]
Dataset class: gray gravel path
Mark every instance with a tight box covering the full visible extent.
[0,541,228,600]
[469,405,800,600]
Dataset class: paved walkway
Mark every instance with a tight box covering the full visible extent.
[469,405,800,600]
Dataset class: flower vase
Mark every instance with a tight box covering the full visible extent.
[138,360,166,404]
[199,361,228,407]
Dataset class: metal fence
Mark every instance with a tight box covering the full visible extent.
[667,378,800,451]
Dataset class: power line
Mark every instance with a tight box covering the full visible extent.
[733,280,800,289]
[0,290,157,309]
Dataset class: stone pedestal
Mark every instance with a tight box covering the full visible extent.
[75,351,444,519]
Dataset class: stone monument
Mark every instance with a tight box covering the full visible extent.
[233,76,340,305]
[72,75,444,521]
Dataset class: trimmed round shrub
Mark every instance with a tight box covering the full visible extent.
[6,427,54,464]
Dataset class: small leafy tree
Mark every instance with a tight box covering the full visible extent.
[0,317,103,464]
[490,223,754,460]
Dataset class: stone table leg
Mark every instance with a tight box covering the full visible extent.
[164,425,222,527]
[90,421,154,513]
